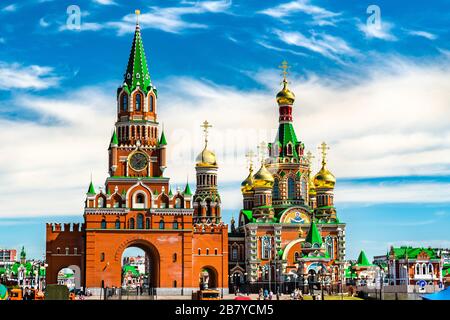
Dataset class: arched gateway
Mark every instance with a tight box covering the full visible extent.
[46,15,229,296]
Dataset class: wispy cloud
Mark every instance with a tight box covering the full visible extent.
[59,22,103,32]
[357,20,397,41]
[107,0,232,34]
[273,29,356,61]
[2,4,17,12]
[0,62,61,90]
[92,0,117,5]
[259,0,340,26]
[407,30,437,40]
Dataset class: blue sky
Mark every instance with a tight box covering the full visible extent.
[0,0,450,261]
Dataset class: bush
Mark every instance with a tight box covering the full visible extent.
[45,284,69,300]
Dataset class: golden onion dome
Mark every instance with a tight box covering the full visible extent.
[276,79,295,105]
[241,167,254,193]
[253,163,274,188]
[196,147,217,167]
[314,166,336,189]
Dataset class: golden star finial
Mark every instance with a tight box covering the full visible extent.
[135,9,141,25]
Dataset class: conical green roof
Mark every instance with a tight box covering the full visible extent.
[159,130,167,146]
[305,222,322,246]
[110,130,118,146]
[87,181,96,195]
[357,250,371,266]
[123,24,152,94]
[20,246,26,259]
[168,188,173,196]
[183,182,192,196]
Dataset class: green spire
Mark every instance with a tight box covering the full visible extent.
[183,181,192,196]
[106,186,111,195]
[20,246,26,259]
[357,250,371,266]
[159,130,167,146]
[123,23,152,94]
[87,180,96,195]
[272,122,301,159]
[168,188,173,196]
[110,129,118,146]
[305,221,322,246]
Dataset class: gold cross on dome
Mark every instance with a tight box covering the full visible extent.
[245,150,256,168]
[306,151,314,165]
[278,60,290,81]
[257,141,267,162]
[201,120,212,146]
[318,142,329,165]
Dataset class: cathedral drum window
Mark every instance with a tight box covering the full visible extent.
[261,236,272,260]
[129,151,148,171]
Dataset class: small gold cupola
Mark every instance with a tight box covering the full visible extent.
[314,142,336,189]
[196,120,217,167]
[276,60,296,105]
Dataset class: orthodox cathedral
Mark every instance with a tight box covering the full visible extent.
[45,12,346,296]
[228,62,346,291]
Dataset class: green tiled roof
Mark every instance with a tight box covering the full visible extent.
[391,246,438,259]
[122,265,140,277]
[269,123,301,159]
[183,182,192,196]
[110,130,118,146]
[159,130,167,146]
[168,188,173,196]
[87,181,96,195]
[242,210,254,222]
[305,221,322,246]
[356,250,372,266]
[123,24,152,95]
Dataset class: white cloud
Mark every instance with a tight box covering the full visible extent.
[407,30,437,40]
[107,0,232,34]
[93,0,117,5]
[1,55,450,217]
[273,29,356,61]
[59,22,103,32]
[259,0,340,26]
[358,20,397,41]
[0,38,5,44]
[2,4,17,12]
[0,62,61,90]
[39,17,50,28]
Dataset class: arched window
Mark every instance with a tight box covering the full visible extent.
[173,280,177,288]
[159,220,165,229]
[175,198,182,209]
[300,176,307,199]
[133,193,146,209]
[198,249,201,255]
[101,218,106,229]
[415,263,420,275]
[326,236,333,258]
[149,95,154,112]
[115,219,120,229]
[294,251,299,262]
[422,263,427,275]
[146,218,150,229]
[214,248,218,255]
[288,177,295,199]
[137,194,145,203]
[286,143,293,156]
[273,178,280,199]
[137,214,144,229]
[122,94,128,112]
[428,264,433,274]
[173,220,179,229]
[173,253,177,262]
[98,197,105,208]
[206,248,209,255]
[135,93,142,111]
[129,218,135,229]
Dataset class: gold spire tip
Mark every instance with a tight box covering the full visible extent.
[278,60,290,84]
[135,9,141,25]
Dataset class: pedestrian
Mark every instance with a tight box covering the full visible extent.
[263,288,268,300]
[269,290,273,300]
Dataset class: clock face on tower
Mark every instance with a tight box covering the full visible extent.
[129,152,148,171]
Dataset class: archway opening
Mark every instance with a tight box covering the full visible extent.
[121,242,159,293]
[57,265,81,290]
[199,266,218,290]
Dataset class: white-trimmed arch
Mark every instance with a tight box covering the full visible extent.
[281,238,305,261]
[126,180,153,208]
